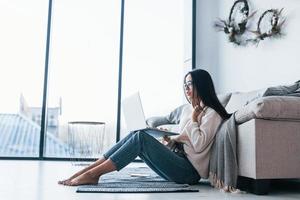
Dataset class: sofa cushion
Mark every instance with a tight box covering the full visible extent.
[146,104,189,127]
[225,89,266,113]
[217,92,232,107]
[146,93,231,128]
[235,96,300,124]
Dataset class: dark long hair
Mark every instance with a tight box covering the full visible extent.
[184,69,231,120]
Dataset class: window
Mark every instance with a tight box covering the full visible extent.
[45,0,121,158]
[0,0,192,159]
[120,0,186,138]
[0,0,48,157]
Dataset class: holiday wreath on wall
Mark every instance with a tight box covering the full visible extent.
[214,0,286,46]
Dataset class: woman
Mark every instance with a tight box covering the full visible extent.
[58,69,231,186]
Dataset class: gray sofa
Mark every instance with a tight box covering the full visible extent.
[226,89,300,194]
[147,87,300,194]
[225,90,300,194]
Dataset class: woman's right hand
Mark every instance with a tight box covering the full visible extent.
[191,98,204,122]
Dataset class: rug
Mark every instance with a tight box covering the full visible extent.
[76,166,199,193]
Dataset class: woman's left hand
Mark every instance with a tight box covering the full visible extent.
[173,134,189,143]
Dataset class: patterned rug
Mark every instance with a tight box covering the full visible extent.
[76,166,199,193]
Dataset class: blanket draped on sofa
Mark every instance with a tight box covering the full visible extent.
[209,113,239,192]
[262,80,300,97]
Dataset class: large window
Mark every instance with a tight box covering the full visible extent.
[45,0,121,158]
[0,0,192,159]
[120,0,186,138]
[0,0,48,157]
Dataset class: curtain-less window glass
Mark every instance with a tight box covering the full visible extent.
[45,0,121,158]
[121,0,185,138]
[0,0,48,157]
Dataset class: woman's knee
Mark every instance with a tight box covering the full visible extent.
[134,130,147,139]
[127,130,139,138]
[133,130,152,144]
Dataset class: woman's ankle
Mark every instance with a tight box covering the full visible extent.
[85,170,100,179]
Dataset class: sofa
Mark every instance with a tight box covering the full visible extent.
[146,84,300,195]
[225,89,300,194]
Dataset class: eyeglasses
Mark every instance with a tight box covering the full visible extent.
[183,81,193,90]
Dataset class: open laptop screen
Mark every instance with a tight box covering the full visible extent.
[122,92,148,132]
[122,92,179,137]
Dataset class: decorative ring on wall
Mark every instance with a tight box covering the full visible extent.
[214,0,256,45]
[249,8,286,45]
[228,0,249,34]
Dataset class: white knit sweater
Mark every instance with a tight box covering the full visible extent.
[177,104,223,179]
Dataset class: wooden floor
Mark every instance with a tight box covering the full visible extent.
[0,160,299,200]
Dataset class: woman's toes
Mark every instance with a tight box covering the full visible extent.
[64,180,71,185]
[58,180,67,185]
[64,180,74,186]
[59,179,70,186]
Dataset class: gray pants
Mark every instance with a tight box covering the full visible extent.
[103,130,200,184]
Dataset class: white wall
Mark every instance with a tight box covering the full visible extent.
[196,0,300,94]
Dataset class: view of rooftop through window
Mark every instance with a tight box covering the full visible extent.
[0,0,48,157]
[0,0,190,159]
[45,0,121,158]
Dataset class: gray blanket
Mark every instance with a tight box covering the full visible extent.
[262,80,300,97]
[209,113,238,192]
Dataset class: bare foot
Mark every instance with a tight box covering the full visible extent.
[65,172,100,186]
[58,178,72,185]
[58,174,79,185]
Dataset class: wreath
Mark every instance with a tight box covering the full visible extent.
[214,0,256,45]
[249,8,286,45]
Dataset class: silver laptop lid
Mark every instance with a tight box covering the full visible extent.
[122,92,148,132]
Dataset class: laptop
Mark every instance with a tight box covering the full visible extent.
[122,92,179,138]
